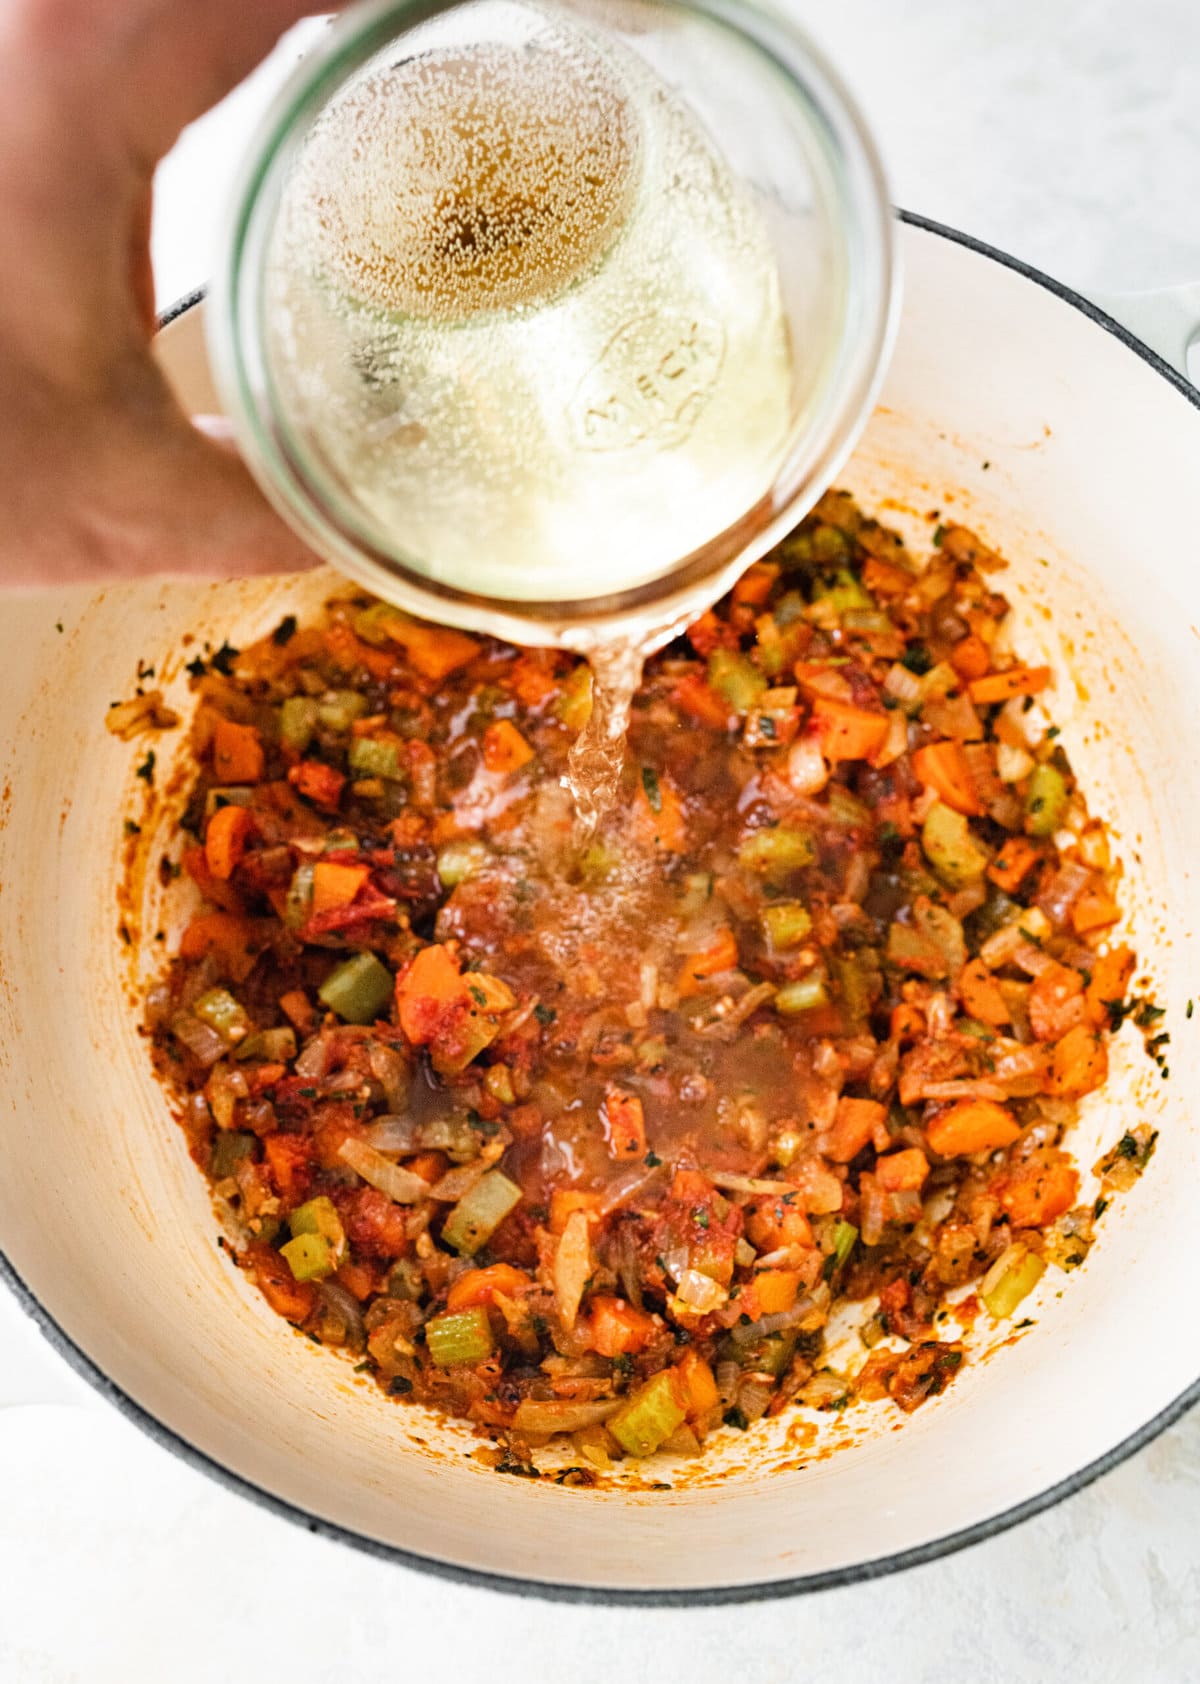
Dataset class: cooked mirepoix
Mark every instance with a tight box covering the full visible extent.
[147,491,1142,1473]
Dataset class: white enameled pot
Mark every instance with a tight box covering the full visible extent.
[1,215,1198,1601]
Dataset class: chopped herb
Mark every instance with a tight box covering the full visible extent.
[694,1208,710,1230]
[644,1151,662,1168]
[1014,1317,1034,1330]
[1093,1196,1110,1218]
[389,1375,413,1395]
[932,524,946,547]
[496,1459,540,1479]
[135,750,156,783]
[1045,725,1060,741]
[981,460,991,471]
[210,641,240,676]
[185,655,208,679]
[1188,999,1194,1020]
[272,614,298,646]
[124,819,141,836]
[469,984,488,1007]
[723,1406,750,1432]
[533,1003,556,1026]
[641,765,662,813]
[1134,1000,1166,1029]
[900,643,933,676]
[611,1353,634,1378]
[353,1360,373,1373]
[1117,1132,1140,1160]
[55,620,63,634]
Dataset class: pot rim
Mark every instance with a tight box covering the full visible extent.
[3,209,1198,1605]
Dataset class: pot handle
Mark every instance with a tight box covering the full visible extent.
[1083,282,1200,383]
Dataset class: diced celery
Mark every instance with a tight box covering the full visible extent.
[827,786,873,829]
[233,1026,297,1063]
[317,690,369,732]
[678,872,714,917]
[436,839,490,887]
[762,901,813,950]
[813,567,874,615]
[318,952,394,1024]
[193,987,251,1046]
[210,1130,256,1179]
[289,1195,346,1261]
[1025,763,1068,837]
[425,1305,495,1366]
[739,1332,797,1378]
[279,695,318,753]
[483,1064,515,1105]
[320,830,359,854]
[886,920,949,977]
[708,649,767,714]
[810,525,850,563]
[773,589,807,627]
[440,1171,523,1255]
[608,1368,686,1457]
[555,664,593,731]
[738,826,815,877]
[922,801,990,886]
[349,737,402,781]
[774,975,829,1015]
[981,1246,1045,1320]
[280,1231,334,1281]
[831,1220,858,1269]
[353,603,400,646]
[285,862,314,930]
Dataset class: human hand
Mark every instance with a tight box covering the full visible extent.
[0,0,331,587]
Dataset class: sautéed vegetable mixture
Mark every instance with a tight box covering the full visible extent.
[143,492,1153,1475]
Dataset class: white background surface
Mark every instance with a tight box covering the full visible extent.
[4,2,1200,1678]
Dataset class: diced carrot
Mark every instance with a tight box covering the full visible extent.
[182,843,246,914]
[263,1133,315,1205]
[732,562,779,608]
[403,1151,448,1186]
[862,557,914,598]
[949,634,991,681]
[204,803,254,881]
[335,1257,378,1301]
[311,860,371,916]
[823,1096,887,1163]
[482,719,535,775]
[178,911,255,967]
[506,652,561,709]
[1049,1024,1108,1098]
[634,772,687,853]
[890,1002,926,1044]
[809,696,890,763]
[395,944,468,1043]
[751,1270,801,1315]
[875,1148,929,1192]
[588,1295,658,1357]
[244,1242,316,1323]
[278,988,315,1034]
[323,622,397,682]
[746,1196,813,1254]
[600,1085,646,1160]
[549,1189,603,1235]
[995,1158,1079,1228]
[379,613,481,681]
[247,1063,286,1094]
[959,958,1010,1027]
[1028,963,1086,1042]
[1072,883,1120,934]
[1085,945,1136,1028]
[670,672,733,730]
[686,609,732,657]
[926,1099,1021,1157]
[911,741,982,816]
[446,1263,532,1313]
[675,927,739,997]
[968,665,1052,705]
[288,759,346,812]
[675,1350,720,1418]
[212,718,265,784]
[987,836,1042,892]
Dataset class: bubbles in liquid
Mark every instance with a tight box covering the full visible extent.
[303,40,640,320]
[563,641,645,839]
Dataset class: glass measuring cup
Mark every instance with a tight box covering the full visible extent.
[210,0,897,651]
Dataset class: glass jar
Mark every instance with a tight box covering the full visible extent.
[210,0,897,650]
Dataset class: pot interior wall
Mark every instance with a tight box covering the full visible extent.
[0,223,1197,1593]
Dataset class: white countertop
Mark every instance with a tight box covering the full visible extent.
[4,2,1200,1677]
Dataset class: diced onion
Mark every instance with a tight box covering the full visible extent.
[512,1399,621,1434]
[674,1269,728,1313]
[996,741,1034,783]
[882,663,923,711]
[786,736,828,794]
[338,1137,431,1204]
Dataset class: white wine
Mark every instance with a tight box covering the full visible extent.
[266,5,798,606]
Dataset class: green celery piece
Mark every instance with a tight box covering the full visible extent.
[193,987,250,1045]
[353,603,400,646]
[708,649,767,715]
[738,826,815,877]
[827,786,873,829]
[426,1305,494,1366]
[1025,764,1067,837]
[814,567,873,615]
[289,1195,346,1260]
[886,920,950,978]
[233,1026,297,1063]
[279,696,318,753]
[740,1331,798,1378]
[317,690,369,732]
[922,801,990,886]
[774,975,829,1015]
[210,1130,256,1179]
[609,1369,686,1457]
[831,1220,858,1268]
[982,1249,1045,1320]
[436,839,490,887]
[285,862,314,931]
[762,901,812,950]
[440,1171,523,1255]
[349,737,402,781]
[318,952,394,1024]
[280,1231,334,1282]
[555,664,593,731]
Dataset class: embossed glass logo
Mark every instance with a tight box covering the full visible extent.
[569,311,725,451]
